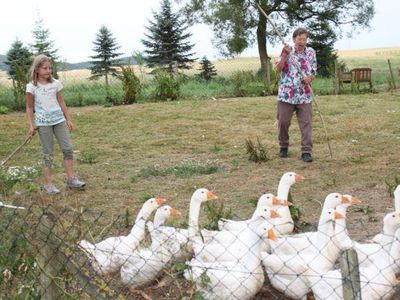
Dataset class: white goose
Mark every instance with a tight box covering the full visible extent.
[372,185,400,244]
[78,197,166,275]
[335,205,400,268]
[192,207,280,263]
[270,193,356,256]
[272,172,304,235]
[306,227,400,300]
[153,188,218,259]
[217,193,287,231]
[185,220,277,300]
[262,208,343,300]
[120,205,181,289]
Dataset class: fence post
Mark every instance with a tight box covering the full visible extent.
[388,59,397,90]
[37,214,63,300]
[334,59,340,95]
[340,248,361,300]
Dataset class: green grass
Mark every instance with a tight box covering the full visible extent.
[1,90,399,228]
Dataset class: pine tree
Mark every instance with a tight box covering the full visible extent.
[5,40,33,110]
[197,56,217,81]
[142,0,195,72]
[31,17,59,78]
[89,25,122,87]
[307,19,338,77]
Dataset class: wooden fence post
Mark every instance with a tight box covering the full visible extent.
[340,248,361,300]
[388,59,397,90]
[37,214,63,300]
[334,59,340,95]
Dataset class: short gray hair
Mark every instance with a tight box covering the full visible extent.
[292,27,308,39]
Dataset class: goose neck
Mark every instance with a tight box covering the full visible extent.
[188,199,202,237]
[277,182,290,200]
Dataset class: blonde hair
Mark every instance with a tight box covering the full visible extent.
[29,54,54,86]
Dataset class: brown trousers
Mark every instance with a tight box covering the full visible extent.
[277,101,313,154]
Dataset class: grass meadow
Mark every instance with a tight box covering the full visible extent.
[1,89,399,238]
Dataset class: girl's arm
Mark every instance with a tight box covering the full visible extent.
[56,92,74,131]
[26,93,36,135]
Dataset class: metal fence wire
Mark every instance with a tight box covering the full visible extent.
[0,192,400,300]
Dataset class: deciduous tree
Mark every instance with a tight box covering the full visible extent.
[179,0,374,88]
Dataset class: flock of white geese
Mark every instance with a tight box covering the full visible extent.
[78,172,400,300]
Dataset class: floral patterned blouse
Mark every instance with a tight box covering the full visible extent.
[277,47,317,104]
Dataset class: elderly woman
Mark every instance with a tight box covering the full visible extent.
[275,27,317,163]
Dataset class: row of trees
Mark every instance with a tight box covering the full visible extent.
[4,0,374,108]
[5,18,59,110]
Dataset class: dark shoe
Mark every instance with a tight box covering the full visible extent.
[302,153,313,162]
[279,148,288,158]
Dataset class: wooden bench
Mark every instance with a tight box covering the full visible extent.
[339,68,372,92]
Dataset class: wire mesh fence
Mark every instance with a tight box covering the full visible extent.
[1,189,400,299]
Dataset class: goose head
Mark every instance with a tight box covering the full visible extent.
[136,197,167,222]
[320,208,344,225]
[280,172,304,186]
[257,193,289,208]
[342,194,361,207]
[191,188,218,204]
[253,206,280,219]
[322,192,351,209]
[262,223,278,241]
[143,197,166,211]
[153,205,182,226]
[383,211,400,233]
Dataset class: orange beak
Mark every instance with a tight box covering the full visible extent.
[349,196,361,205]
[270,209,280,218]
[295,174,304,182]
[334,211,344,220]
[267,228,277,241]
[272,197,288,206]
[155,197,166,205]
[207,191,218,200]
[170,207,182,217]
[341,196,350,204]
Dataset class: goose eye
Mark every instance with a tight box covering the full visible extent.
[393,214,396,218]
[264,208,267,211]
[328,211,332,214]
[335,195,338,198]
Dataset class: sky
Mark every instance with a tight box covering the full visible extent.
[0,0,398,63]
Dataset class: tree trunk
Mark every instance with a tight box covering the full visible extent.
[257,9,271,92]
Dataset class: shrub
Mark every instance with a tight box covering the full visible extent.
[118,65,141,104]
[0,105,9,114]
[0,165,41,197]
[78,148,98,164]
[245,137,269,163]
[230,71,266,97]
[153,70,180,101]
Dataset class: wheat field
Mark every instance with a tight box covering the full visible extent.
[0,47,399,86]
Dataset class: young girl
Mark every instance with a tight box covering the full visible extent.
[26,54,85,194]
